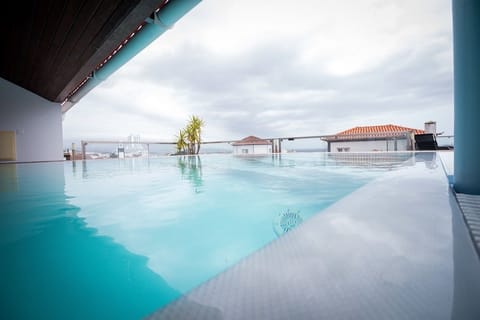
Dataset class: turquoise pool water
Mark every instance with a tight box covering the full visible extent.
[0,153,413,319]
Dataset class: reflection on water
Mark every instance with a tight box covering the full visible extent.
[0,163,180,319]
[0,164,17,192]
[327,152,414,168]
[82,159,87,178]
[177,155,203,193]
[415,151,439,169]
[325,151,442,170]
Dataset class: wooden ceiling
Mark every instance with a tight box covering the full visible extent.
[0,0,166,103]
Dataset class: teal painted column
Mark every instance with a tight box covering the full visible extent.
[453,0,480,195]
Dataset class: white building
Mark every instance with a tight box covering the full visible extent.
[232,136,272,155]
[322,124,425,152]
[125,134,147,157]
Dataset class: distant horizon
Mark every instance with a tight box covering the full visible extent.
[66,142,328,155]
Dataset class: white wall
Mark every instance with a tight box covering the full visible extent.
[330,139,408,152]
[0,78,63,162]
[233,144,271,155]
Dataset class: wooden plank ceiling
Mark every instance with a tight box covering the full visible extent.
[0,0,166,103]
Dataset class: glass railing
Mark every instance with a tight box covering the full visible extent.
[436,135,454,149]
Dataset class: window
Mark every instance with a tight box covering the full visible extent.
[242,149,249,154]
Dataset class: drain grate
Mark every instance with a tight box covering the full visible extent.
[272,209,303,237]
[455,192,480,253]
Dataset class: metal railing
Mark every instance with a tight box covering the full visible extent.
[69,133,454,160]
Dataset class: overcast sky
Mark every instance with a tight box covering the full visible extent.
[62,0,453,145]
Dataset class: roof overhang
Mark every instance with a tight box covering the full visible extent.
[0,0,201,110]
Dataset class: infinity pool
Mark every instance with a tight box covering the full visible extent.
[0,153,415,319]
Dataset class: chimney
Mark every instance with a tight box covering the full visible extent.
[424,121,437,135]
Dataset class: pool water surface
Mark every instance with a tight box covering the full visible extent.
[1,152,415,319]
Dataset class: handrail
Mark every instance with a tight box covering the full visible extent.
[76,133,454,159]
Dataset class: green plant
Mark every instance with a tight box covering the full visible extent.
[175,115,204,155]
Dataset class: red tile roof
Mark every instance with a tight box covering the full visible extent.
[232,136,271,146]
[323,124,425,141]
[337,124,424,135]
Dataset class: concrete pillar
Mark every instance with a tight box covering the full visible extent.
[71,143,76,161]
[453,0,480,194]
[81,141,87,160]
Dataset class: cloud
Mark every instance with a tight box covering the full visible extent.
[63,0,454,146]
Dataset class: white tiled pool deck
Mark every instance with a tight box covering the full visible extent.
[148,152,480,319]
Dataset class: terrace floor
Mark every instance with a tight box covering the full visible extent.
[147,151,480,319]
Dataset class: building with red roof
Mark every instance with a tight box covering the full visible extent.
[232,136,272,155]
[322,123,430,152]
